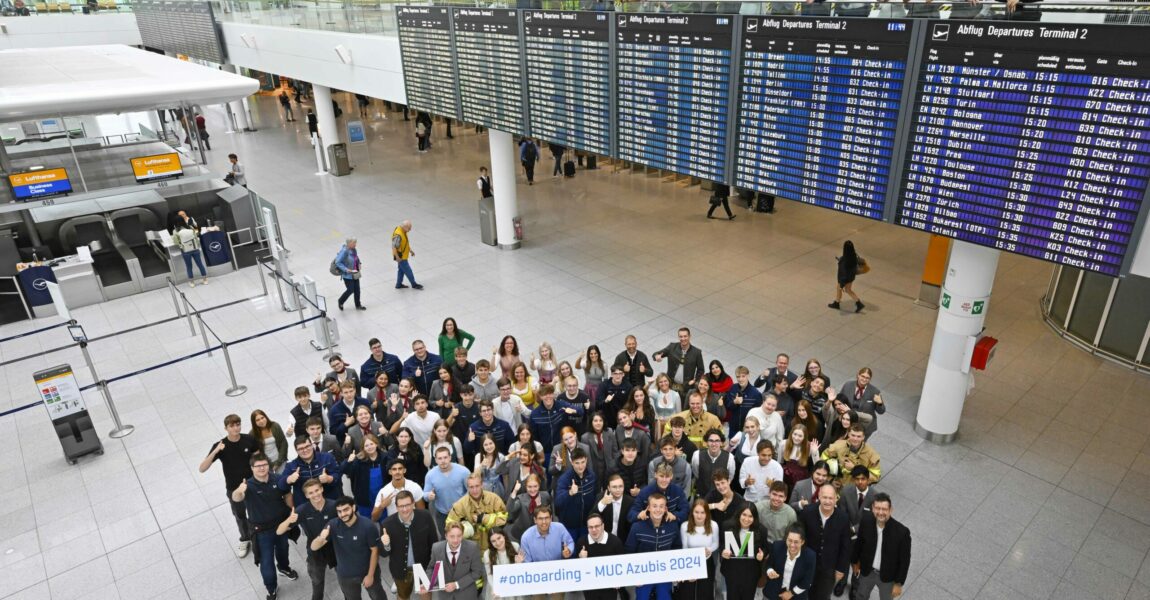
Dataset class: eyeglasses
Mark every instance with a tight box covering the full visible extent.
[252,464,269,469]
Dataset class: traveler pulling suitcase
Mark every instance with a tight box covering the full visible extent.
[563,154,576,178]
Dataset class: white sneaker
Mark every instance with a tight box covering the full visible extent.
[235,540,250,558]
[201,278,209,285]
[188,281,195,288]
[390,583,397,594]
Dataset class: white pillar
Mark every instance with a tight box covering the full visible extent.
[313,84,340,155]
[915,240,1000,443]
[489,130,520,250]
[221,64,252,132]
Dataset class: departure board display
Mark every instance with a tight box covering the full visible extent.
[616,13,734,181]
[397,7,460,119]
[524,11,611,156]
[454,8,526,133]
[898,22,1150,276]
[736,18,913,220]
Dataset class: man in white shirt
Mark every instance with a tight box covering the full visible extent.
[401,395,438,447]
[765,524,816,600]
[574,513,625,600]
[595,474,634,542]
[739,440,783,503]
[372,460,425,522]
[492,377,532,429]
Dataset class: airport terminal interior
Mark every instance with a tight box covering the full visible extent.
[3,6,1150,600]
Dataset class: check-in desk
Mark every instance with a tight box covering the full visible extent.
[161,227,235,283]
[16,255,105,317]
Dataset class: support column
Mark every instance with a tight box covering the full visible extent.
[489,130,520,251]
[915,240,1000,443]
[312,84,340,156]
[221,64,253,132]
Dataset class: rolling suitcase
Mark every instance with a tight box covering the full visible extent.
[564,157,576,177]
[755,192,776,213]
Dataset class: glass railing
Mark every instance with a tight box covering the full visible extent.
[209,0,1150,35]
[1,0,132,15]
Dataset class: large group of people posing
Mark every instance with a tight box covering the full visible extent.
[201,319,911,600]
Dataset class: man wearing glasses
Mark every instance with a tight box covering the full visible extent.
[232,454,298,600]
[690,427,735,500]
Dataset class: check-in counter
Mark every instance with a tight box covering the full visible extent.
[15,254,105,317]
[160,227,235,282]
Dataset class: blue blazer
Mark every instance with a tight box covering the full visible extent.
[762,541,816,600]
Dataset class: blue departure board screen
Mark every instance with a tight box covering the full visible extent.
[454,8,526,133]
[396,7,459,119]
[524,11,611,156]
[897,22,1150,276]
[735,17,912,220]
[616,13,733,181]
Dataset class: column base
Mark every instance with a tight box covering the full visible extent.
[915,282,941,309]
[915,421,958,445]
[498,242,521,251]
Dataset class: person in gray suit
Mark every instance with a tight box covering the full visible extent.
[835,465,876,597]
[841,368,884,438]
[505,474,552,541]
[652,327,705,396]
[303,416,345,463]
[424,521,485,600]
[788,461,831,512]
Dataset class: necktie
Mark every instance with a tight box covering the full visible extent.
[451,550,457,566]
[596,433,603,451]
[528,494,538,515]
[858,492,865,509]
[857,386,865,401]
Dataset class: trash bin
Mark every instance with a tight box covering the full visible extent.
[327,143,350,176]
[478,197,496,246]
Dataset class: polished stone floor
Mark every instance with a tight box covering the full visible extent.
[1,93,1148,600]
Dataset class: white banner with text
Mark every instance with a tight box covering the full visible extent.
[491,548,708,596]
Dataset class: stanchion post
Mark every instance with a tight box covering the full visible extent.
[167,280,183,318]
[195,313,214,357]
[220,342,248,397]
[295,284,306,329]
[181,295,196,336]
[78,340,134,438]
[258,262,269,297]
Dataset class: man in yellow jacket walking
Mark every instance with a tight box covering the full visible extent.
[392,220,424,290]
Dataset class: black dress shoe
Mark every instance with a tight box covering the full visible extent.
[833,579,847,597]
[395,284,409,289]
[355,305,366,310]
[338,304,344,311]
[412,284,424,290]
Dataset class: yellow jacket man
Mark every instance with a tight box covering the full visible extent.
[821,424,881,487]
[446,474,507,550]
[392,220,423,290]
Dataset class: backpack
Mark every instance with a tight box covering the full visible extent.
[176,229,198,252]
[330,251,343,276]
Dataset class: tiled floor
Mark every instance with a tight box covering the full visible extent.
[2,94,1149,600]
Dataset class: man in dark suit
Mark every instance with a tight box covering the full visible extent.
[851,493,910,600]
[595,474,635,543]
[652,327,705,396]
[798,484,852,600]
[763,524,817,600]
[755,353,799,389]
[613,335,654,389]
[575,513,626,600]
[381,490,439,600]
[425,522,485,600]
[789,461,831,513]
[835,466,876,597]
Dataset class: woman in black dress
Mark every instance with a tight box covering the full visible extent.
[829,240,865,312]
[720,504,771,600]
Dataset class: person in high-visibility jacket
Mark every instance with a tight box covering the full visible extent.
[446,473,507,551]
[391,220,423,290]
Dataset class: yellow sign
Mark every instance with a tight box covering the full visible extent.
[130,153,183,182]
[9,168,68,187]
[8,168,72,200]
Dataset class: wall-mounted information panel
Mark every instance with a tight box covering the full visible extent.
[897,22,1150,276]
[736,18,914,220]
[396,6,460,119]
[453,8,526,133]
[616,13,734,181]
[524,10,612,156]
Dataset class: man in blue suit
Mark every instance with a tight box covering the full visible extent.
[763,524,817,600]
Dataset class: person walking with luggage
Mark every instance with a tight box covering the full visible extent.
[828,240,865,313]
[478,167,493,200]
[706,183,735,220]
[173,222,208,286]
[548,142,566,177]
[392,220,423,290]
[519,139,539,185]
[335,237,366,311]
[280,93,296,122]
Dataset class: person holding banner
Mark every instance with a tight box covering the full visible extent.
[426,522,485,600]
[482,528,521,600]
[624,493,681,600]
[629,465,689,524]
[676,500,719,600]
[719,503,770,600]
[574,513,625,600]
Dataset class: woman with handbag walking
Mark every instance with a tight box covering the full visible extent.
[334,237,366,311]
[829,240,866,313]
